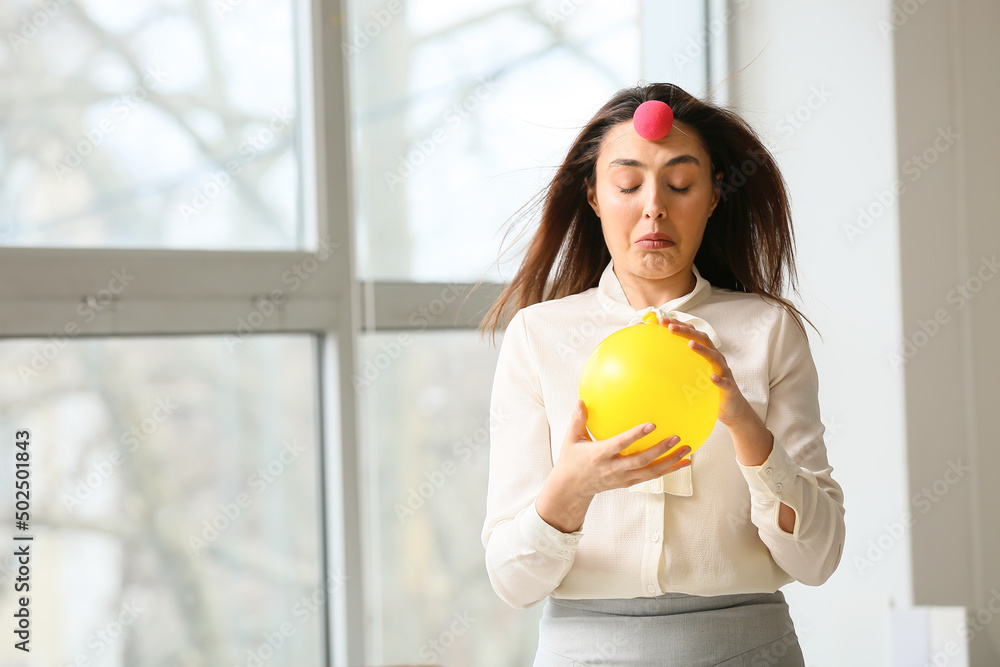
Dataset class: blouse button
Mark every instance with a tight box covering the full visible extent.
[775,483,783,493]
[764,468,773,477]
[561,549,570,556]
[647,585,656,594]
[651,532,660,543]
[567,537,578,544]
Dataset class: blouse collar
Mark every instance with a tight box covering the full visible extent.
[595,257,719,347]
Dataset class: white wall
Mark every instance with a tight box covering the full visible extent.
[728,1,1000,665]
[727,1,911,665]
[892,0,1000,665]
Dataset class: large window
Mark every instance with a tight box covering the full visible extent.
[1,0,718,664]
[0,0,349,663]
[0,335,324,664]
[0,0,306,250]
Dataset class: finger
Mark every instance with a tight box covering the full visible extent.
[569,399,594,442]
[646,444,692,470]
[662,317,690,328]
[629,446,692,483]
[687,341,724,369]
[709,371,735,388]
[619,435,681,470]
[687,339,720,356]
[668,322,711,345]
[606,420,657,455]
[669,328,713,351]
[653,456,692,476]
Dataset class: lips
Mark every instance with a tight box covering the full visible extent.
[636,238,674,249]
[638,233,674,243]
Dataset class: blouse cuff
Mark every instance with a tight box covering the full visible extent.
[735,441,802,537]
[522,499,583,561]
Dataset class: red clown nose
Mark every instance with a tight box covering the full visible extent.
[633,100,674,141]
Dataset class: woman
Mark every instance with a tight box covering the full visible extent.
[477,83,846,666]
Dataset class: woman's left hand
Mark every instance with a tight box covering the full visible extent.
[659,316,754,427]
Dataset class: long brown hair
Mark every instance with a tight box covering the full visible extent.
[473,82,819,348]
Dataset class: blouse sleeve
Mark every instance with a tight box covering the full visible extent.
[481,308,583,609]
[735,306,847,586]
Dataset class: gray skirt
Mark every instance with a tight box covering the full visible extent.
[533,590,805,667]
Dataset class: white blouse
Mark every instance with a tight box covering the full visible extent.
[481,257,846,609]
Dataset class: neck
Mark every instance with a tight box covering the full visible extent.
[615,265,697,310]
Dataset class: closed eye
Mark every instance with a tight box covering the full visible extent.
[619,185,690,194]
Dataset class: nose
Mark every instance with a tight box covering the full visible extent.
[642,180,667,219]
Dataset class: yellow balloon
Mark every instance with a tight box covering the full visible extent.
[578,311,721,458]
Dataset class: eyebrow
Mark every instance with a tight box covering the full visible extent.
[607,155,700,170]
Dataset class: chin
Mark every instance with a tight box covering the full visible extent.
[636,249,677,264]
[633,255,679,275]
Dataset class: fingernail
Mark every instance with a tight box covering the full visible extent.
[643,423,655,434]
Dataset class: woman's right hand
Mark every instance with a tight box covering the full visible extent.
[535,399,691,533]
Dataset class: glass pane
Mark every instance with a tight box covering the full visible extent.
[0,0,305,250]
[0,334,324,665]
[346,0,641,282]
[359,330,540,666]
